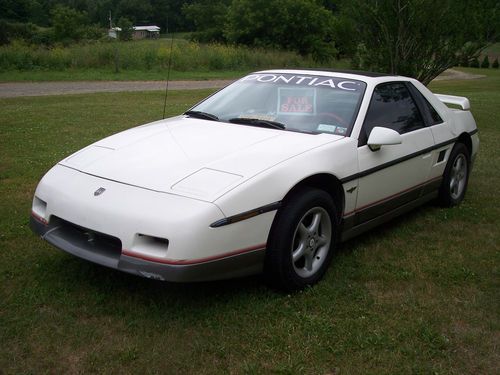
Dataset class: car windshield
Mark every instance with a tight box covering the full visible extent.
[188,73,366,135]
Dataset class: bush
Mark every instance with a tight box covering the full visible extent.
[493,57,499,69]
[51,5,89,43]
[117,18,133,41]
[0,39,329,72]
[470,57,480,68]
[30,28,55,45]
[0,20,37,45]
[458,56,469,67]
[480,55,490,68]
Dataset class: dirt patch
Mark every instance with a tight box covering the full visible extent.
[432,68,486,81]
[0,69,485,98]
[0,79,235,98]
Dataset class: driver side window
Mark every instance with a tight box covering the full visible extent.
[359,82,425,146]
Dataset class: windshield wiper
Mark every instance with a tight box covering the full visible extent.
[184,110,219,121]
[228,117,286,130]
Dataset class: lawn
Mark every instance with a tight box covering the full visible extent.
[0,70,498,374]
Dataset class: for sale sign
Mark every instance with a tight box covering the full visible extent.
[278,88,316,115]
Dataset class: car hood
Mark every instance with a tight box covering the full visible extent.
[60,116,343,201]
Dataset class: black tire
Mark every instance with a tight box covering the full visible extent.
[264,187,337,291]
[438,142,471,207]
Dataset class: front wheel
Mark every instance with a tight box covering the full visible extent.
[264,188,337,291]
[438,143,470,207]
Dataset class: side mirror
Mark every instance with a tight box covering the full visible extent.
[367,126,402,151]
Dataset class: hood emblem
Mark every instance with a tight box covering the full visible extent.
[94,187,106,196]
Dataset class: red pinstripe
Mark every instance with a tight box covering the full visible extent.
[121,243,267,265]
[343,175,442,217]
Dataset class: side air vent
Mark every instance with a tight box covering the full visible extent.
[437,149,446,163]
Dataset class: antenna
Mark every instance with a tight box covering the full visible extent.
[162,31,175,119]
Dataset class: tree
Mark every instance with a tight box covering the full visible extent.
[339,0,500,85]
[116,0,153,25]
[493,57,499,69]
[152,0,195,33]
[117,17,133,41]
[51,5,89,42]
[183,0,231,42]
[225,0,337,62]
[481,55,490,68]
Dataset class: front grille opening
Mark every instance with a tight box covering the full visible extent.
[51,216,122,261]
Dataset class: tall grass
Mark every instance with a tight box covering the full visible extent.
[0,39,330,72]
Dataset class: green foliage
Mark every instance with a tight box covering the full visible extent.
[481,55,490,68]
[330,13,356,57]
[116,0,153,25]
[0,39,328,73]
[183,0,231,42]
[340,0,500,84]
[0,0,47,25]
[470,57,480,68]
[0,0,192,36]
[51,5,89,43]
[493,57,499,68]
[225,0,337,62]
[458,55,470,67]
[0,19,37,45]
[117,17,133,41]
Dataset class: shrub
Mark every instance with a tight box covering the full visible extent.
[0,20,37,45]
[469,57,480,68]
[117,18,133,41]
[480,55,490,68]
[0,39,333,72]
[51,5,89,43]
[458,55,469,67]
[30,28,55,45]
[493,57,499,69]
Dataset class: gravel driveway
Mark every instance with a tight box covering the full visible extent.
[0,69,484,98]
[0,79,235,98]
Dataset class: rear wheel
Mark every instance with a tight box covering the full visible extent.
[264,188,337,291]
[438,143,470,207]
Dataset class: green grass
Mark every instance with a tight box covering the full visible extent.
[0,70,498,374]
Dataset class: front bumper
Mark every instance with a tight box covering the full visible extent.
[30,214,265,282]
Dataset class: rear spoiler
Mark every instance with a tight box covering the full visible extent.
[435,94,470,110]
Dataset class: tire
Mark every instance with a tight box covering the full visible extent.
[264,187,337,291]
[438,142,471,207]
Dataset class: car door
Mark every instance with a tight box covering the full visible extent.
[353,82,435,225]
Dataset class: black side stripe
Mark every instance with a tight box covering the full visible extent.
[209,130,478,227]
[210,201,282,228]
[340,130,477,184]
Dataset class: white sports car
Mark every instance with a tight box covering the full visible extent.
[30,69,479,290]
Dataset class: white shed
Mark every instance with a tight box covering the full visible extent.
[132,26,160,39]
